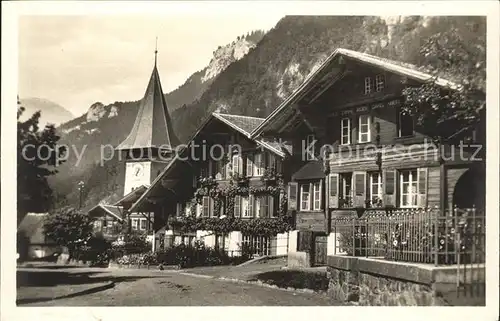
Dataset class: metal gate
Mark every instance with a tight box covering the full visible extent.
[313,235,328,266]
[455,208,485,304]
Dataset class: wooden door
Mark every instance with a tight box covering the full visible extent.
[313,235,328,266]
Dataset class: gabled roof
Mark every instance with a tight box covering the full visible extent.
[88,204,124,222]
[116,62,180,151]
[214,113,291,157]
[250,48,459,138]
[113,185,149,207]
[213,113,265,136]
[128,112,291,213]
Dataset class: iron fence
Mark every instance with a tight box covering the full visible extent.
[331,207,485,266]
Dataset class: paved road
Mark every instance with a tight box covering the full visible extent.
[17,267,338,306]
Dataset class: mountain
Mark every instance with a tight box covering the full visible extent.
[49,16,485,209]
[19,97,74,127]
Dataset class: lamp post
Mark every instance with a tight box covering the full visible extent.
[77,181,85,209]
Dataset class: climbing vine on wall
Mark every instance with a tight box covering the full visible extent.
[170,176,293,236]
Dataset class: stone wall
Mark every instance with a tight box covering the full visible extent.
[326,255,484,306]
[327,265,437,305]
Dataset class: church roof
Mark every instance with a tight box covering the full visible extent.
[116,61,179,151]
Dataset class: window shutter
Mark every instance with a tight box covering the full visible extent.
[208,160,213,178]
[248,195,254,217]
[259,196,268,218]
[202,196,210,217]
[238,155,243,176]
[210,197,214,217]
[234,195,241,217]
[269,196,275,217]
[383,169,397,207]
[319,179,323,210]
[417,167,428,208]
[309,183,313,210]
[288,182,298,210]
[329,173,339,208]
[353,171,367,207]
[221,159,226,178]
[246,154,253,177]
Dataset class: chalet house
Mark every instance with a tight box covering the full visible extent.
[251,48,485,266]
[87,204,124,239]
[129,112,292,256]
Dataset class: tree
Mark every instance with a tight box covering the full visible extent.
[17,100,67,224]
[43,206,94,259]
[401,20,485,143]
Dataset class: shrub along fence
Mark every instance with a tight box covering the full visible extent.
[111,241,253,268]
[331,207,485,266]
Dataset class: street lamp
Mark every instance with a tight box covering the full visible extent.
[77,181,85,209]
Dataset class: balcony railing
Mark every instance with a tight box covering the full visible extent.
[331,207,485,266]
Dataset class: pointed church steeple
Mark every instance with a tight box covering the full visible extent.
[116,45,180,153]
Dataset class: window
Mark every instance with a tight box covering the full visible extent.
[202,196,212,217]
[358,115,371,143]
[399,111,414,137]
[300,184,311,211]
[400,169,418,207]
[232,154,242,176]
[364,77,373,94]
[140,218,147,230]
[267,153,277,170]
[246,154,254,177]
[341,118,351,145]
[241,196,251,217]
[375,74,385,92]
[305,134,316,160]
[369,172,383,206]
[255,196,273,218]
[340,173,353,207]
[93,220,102,230]
[254,153,264,176]
[176,203,185,217]
[131,218,138,230]
[242,235,271,256]
[216,234,227,251]
[313,181,322,210]
[214,159,226,180]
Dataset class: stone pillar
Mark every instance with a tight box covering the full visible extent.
[228,231,242,257]
[276,232,289,255]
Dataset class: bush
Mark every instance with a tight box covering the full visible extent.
[108,234,150,260]
[76,235,112,266]
[111,241,236,268]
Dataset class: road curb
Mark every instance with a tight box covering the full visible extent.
[17,281,116,305]
[176,271,327,296]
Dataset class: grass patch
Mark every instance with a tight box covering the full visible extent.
[252,270,329,292]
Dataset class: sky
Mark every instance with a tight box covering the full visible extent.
[18,14,284,116]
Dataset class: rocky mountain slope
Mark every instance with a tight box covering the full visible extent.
[19,97,74,127]
[50,16,485,209]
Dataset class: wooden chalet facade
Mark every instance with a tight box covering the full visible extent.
[251,48,485,266]
[130,113,292,256]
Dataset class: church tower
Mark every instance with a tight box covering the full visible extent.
[116,46,180,196]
